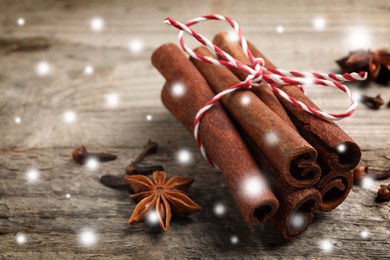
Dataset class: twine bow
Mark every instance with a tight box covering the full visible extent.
[164,14,367,166]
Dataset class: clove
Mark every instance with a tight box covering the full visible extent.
[132,140,159,165]
[72,146,117,164]
[126,164,164,175]
[376,184,390,202]
[100,174,128,189]
[352,164,366,183]
[366,167,390,180]
[361,94,384,110]
[100,140,163,189]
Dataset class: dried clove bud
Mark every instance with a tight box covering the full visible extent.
[126,164,164,175]
[132,140,159,165]
[366,167,390,180]
[125,140,162,176]
[72,146,117,164]
[361,94,385,110]
[100,174,128,189]
[376,184,390,202]
[352,164,366,182]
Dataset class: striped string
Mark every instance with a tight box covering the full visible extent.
[163,14,367,165]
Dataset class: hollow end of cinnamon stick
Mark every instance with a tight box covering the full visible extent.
[330,141,361,172]
[288,152,321,188]
[269,187,321,239]
[316,162,353,212]
[152,43,279,224]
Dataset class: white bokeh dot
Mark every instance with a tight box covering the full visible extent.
[15,233,27,245]
[276,25,284,34]
[313,17,326,31]
[213,203,226,217]
[66,193,71,199]
[230,235,239,245]
[336,143,347,154]
[86,158,99,171]
[105,93,120,108]
[361,176,375,189]
[84,65,94,75]
[35,61,52,76]
[63,110,77,124]
[78,228,97,247]
[17,18,25,26]
[290,212,306,229]
[171,82,185,97]
[319,239,334,252]
[265,132,279,146]
[26,169,39,183]
[243,176,263,198]
[177,149,192,164]
[15,117,21,124]
[346,27,371,49]
[128,39,143,53]
[147,210,159,225]
[240,95,251,105]
[228,31,239,42]
[146,114,153,121]
[90,17,104,32]
[361,230,369,239]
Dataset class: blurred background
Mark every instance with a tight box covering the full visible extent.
[0,0,389,150]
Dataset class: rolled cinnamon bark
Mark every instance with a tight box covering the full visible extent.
[190,46,321,189]
[212,34,356,210]
[213,32,297,131]
[248,41,361,172]
[270,185,320,239]
[316,161,353,212]
[152,43,279,224]
[243,134,320,239]
[212,33,361,172]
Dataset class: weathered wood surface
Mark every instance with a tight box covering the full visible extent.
[0,0,390,259]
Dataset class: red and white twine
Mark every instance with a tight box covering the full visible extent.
[163,15,367,165]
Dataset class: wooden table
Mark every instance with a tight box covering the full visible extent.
[1,0,389,259]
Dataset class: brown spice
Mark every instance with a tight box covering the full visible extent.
[376,184,390,202]
[352,164,366,182]
[336,49,390,85]
[100,174,128,189]
[125,171,202,231]
[125,140,162,175]
[132,140,159,164]
[72,146,117,164]
[361,94,385,110]
[126,164,164,175]
[366,167,390,180]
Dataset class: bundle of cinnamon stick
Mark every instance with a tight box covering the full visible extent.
[152,33,359,239]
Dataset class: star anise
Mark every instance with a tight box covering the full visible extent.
[336,49,390,85]
[124,171,202,231]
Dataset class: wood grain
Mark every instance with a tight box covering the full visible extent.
[0,0,390,259]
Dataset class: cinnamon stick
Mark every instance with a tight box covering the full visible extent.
[240,128,321,239]
[212,33,361,172]
[152,43,279,224]
[251,42,361,172]
[190,46,321,189]
[316,161,353,212]
[213,32,297,131]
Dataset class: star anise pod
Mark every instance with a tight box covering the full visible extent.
[124,171,202,231]
[336,49,390,85]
